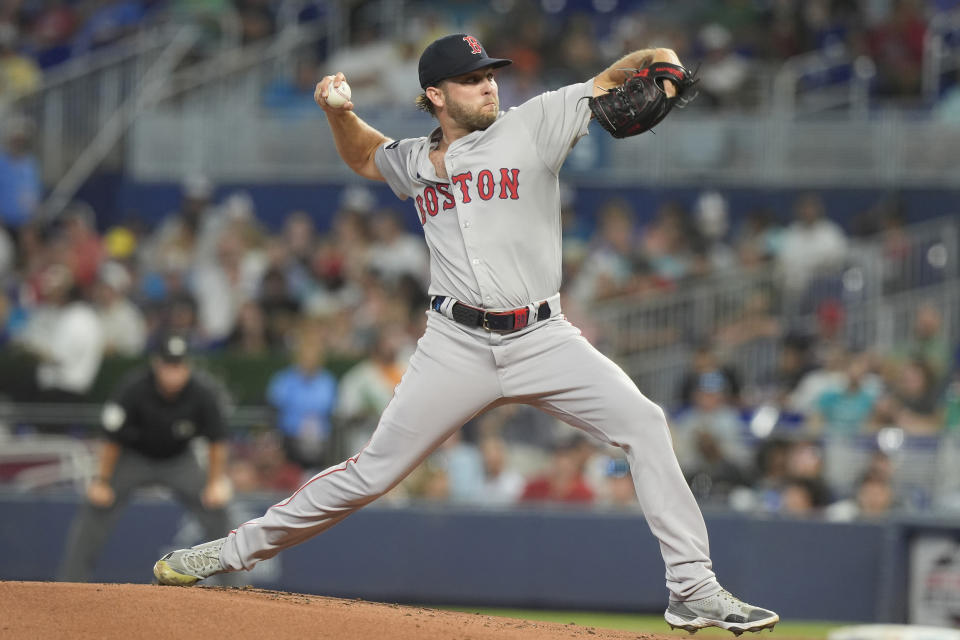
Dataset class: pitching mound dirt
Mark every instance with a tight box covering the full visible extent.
[1,581,673,640]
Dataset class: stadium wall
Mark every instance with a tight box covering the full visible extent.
[3,494,946,622]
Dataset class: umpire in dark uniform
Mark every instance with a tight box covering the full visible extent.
[59,334,232,581]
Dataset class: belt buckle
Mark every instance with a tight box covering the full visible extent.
[482,312,494,332]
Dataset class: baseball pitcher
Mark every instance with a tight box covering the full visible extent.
[153,33,778,634]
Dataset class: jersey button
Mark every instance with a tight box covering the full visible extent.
[472,258,480,265]
[463,221,471,228]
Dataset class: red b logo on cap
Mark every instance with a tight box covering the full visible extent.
[463,36,482,54]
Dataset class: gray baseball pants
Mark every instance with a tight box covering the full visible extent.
[220,311,720,601]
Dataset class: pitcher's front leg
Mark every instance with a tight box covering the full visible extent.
[221,318,503,570]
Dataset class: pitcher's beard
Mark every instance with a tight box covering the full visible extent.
[446,97,499,131]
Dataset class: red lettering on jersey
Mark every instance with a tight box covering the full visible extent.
[498,168,520,200]
[477,169,495,200]
[415,195,427,225]
[437,184,456,210]
[463,36,482,55]
[424,186,439,216]
[451,172,473,203]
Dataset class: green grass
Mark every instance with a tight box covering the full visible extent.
[445,607,846,639]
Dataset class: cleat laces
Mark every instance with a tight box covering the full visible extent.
[718,590,749,612]
[181,545,223,576]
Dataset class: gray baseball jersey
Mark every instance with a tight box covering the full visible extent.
[219,80,721,603]
[374,81,593,310]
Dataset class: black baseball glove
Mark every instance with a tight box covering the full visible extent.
[588,62,698,139]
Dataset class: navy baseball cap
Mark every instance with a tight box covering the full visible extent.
[418,34,512,89]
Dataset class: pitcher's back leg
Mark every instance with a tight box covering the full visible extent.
[500,318,718,601]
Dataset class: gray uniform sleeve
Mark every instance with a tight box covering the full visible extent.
[513,80,594,174]
[374,137,426,200]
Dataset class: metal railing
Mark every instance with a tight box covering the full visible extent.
[2,408,958,510]
[18,3,960,202]
[0,402,273,431]
[14,16,327,213]
[125,105,960,187]
[128,20,339,182]
[590,216,960,406]
[155,21,325,113]
[121,20,330,182]
[0,401,273,492]
[772,43,877,117]
[10,28,174,187]
[0,433,94,492]
[24,5,960,192]
[821,433,945,505]
[41,26,202,219]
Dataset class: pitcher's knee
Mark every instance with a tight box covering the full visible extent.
[649,402,669,428]
[609,397,671,446]
[647,404,672,438]
[351,469,402,502]
[617,396,668,428]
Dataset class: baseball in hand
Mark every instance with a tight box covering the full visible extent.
[326,80,351,108]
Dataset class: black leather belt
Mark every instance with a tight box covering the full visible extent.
[431,296,552,333]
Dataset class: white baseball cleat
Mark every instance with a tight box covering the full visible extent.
[665,589,779,635]
[153,537,229,586]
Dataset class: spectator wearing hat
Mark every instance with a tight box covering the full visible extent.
[671,371,747,474]
[59,334,232,581]
[599,456,640,509]
[678,342,743,409]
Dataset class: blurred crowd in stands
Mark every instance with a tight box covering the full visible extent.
[1,0,960,523]
[0,111,958,521]
[265,0,960,114]
[3,0,960,110]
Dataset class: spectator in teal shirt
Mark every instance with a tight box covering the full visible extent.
[812,353,881,435]
[267,325,338,470]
